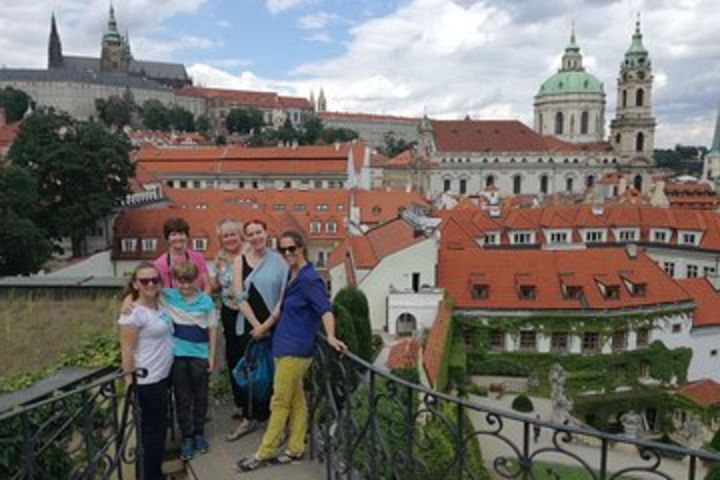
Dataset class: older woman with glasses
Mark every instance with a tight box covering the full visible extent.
[237,230,345,472]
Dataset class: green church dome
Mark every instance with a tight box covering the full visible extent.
[537,71,604,97]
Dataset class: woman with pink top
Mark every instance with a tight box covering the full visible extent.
[153,217,211,293]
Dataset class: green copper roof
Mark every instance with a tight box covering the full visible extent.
[626,18,648,55]
[537,71,604,97]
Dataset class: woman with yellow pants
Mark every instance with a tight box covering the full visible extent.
[237,230,345,471]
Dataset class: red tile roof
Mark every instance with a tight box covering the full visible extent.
[386,338,420,370]
[175,86,312,110]
[352,189,431,225]
[677,278,720,328]
[431,119,611,153]
[423,301,451,388]
[676,379,720,408]
[438,238,691,311]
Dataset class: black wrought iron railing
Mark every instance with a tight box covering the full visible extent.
[307,340,720,480]
[0,369,142,480]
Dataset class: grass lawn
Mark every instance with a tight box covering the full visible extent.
[506,460,637,479]
[0,294,118,384]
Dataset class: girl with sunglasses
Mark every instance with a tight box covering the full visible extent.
[118,262,173,480]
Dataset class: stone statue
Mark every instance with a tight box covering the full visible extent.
[682,414,705,449]
[549,364,573,424]
[620,410,644,438]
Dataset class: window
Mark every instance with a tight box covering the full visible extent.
[443,179,451,192]
[273,203,286,211]
[687,264,699,278]
[640,361,651,378]
[518,285,536,300]
[564,286,583,299]
[635,132,644,152]
[519,331,537,351]
[336,203,345,211]
[664,262,675,277]
[316,251,327,268]
[586,230,604,243]
[582,332,600,353]
[540,175,549,194]
[618,230,637,242]
[412,273,420,293]
[612,331,627,351]
[310,222,322,234]
[550,232,568,244]
[672,324,682,334]
[315,203,329,212]
[628,283,646,297]
[513,175,522,194]
[512,232,532,245]
[681,233,698,245]
[565,177,574,193]
[483,233,499,246]
[326,222,337,234]
[704,266,716,277]
[636,327,650,348]
[459,179,467,195]
[585,175,595,188]
[636,88,644,107]
[294,203,306,212]
[141,238,157,252]
[489,330,505,351]
[551,332,568,352]
[471,284,489,299]
[314,180,323,189]
[711,350,718,358]
[580,111,589,134]
[284,181,292,189]
[652,230,668,243]
[121,238,137,253]
[485,175,495,188]
[192,237,208,251]
[554,112,564,135]
[622,89,627,108]
[605,285,620,300]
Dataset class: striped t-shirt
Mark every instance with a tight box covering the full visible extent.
[161,288,217,359]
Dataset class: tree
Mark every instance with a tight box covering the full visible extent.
[0,86,31,123]
[320,126,358,144]
[168,105,195,132]
[8,110,134,257]
[140,99,169,131]
[196,114,211,136]
[302,116,324,145]
[334,287,373,361]
[95,95,132,129]
[0,166,52,275]
[225,108,264,134]
[380,131,417,157]
[332,302,359,355]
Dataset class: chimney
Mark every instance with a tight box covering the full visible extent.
[0,107,5,127]
[334,141,341,151]
[625,243,637,259]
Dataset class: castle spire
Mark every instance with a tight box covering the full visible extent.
[560,25,583,72]
[48,12,63,69]
[711,103,720,154]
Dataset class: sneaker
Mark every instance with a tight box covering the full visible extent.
[180,437,194,461]
[194,434,209,454]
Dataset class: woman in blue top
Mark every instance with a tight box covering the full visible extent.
[238,230,345,471]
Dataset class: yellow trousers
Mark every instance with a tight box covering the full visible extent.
[257,356,313,459]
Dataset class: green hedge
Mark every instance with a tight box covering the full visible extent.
[573,388,680,431]
[333,287,373,361]
[511,394,534,413]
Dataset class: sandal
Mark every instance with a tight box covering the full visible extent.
[273,451,304,465]
[226,419,257,442]
[237,455,268,472]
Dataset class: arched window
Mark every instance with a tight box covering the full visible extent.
[513,175,522,194]
[580,111,589,134]
[538,114,543,133]
[554,112,564,135]
[633,175,643,192]
[443,178,451,192]
[622,90,627,108]
[615,133,621,145]
[540,175,549,194]
[566,177,574,193]
[485,175,495,188]
[636,88,644,107]
[459,178,467,194]
[586,175,595,188]
[396,313,417,336]
[636,132,644,152]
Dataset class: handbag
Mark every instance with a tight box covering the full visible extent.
[232,339,274,404]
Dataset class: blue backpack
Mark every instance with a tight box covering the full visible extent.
[232,339,274,403]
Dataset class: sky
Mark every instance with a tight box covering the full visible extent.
[0,0,718,148]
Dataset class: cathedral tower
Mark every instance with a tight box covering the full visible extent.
[100,4,130,73]
[609,16,656,165]
[534,27,605,144]
[48,13,63,69]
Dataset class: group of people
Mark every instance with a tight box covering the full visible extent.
[118,217,345,479]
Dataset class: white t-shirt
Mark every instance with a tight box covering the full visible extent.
[118,304,174,385]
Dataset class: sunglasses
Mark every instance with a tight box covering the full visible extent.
[278,245,298,255]
[136,276,162,286]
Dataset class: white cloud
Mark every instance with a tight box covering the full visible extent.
[265,0,315,15]
[304,32,333,43]
[298,11,342,30]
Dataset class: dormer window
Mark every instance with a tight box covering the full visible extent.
[606,285,620,300]
[617,229,638,242]
[680,232,699,246]
[518,285,536,300]
[549,232,569,244]
[565,286,583,300]
[471,284,489,299]
[483,233,499,246]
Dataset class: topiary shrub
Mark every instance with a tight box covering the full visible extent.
[334,287,373,361]
[511,394,534,413]
[332,302,358,355]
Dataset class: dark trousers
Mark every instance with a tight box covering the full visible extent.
[172,357,209,439]
[220,305,270,421]
[137,378,169,480]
